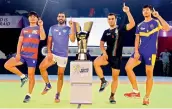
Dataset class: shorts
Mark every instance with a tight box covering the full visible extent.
[107,56,121,69]
[52,54,68,67]
[13,54,37,67]
[131,50,156,66]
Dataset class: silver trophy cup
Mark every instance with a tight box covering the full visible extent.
[74,21,93,60]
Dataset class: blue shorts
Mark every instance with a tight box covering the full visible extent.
[131,50,157,66]
[13,54,37,68]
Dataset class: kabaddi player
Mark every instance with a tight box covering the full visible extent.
[124,5,170,105]
[94,4,135,104]
[39,12,75,103]
[4,11,46,103]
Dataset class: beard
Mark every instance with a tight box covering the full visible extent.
[58,20,65,25]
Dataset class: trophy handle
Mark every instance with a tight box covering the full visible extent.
[83,21,93,32]
[74,22,81,33]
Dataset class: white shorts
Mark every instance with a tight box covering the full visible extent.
[52,54,68,67]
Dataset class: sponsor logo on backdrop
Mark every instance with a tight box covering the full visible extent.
[0,17,10,26]
[0,16,22,28]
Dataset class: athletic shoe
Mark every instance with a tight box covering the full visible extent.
[109,96,116,104]
[20,75,28,87]
[23,95,31,103]
[143,97,149,105]
[124,92,140,98]
[99,81,108,92]
[55,93,60,103]
[41,83,52,95]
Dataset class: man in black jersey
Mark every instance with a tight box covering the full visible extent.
[93,4,135,104]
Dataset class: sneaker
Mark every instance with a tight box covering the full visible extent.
[99,81,108,92]
[23,95,31,103]
[41,83,52,95]
[143,97,149,105]
[124,92,140,98]
[109,96,116,104]
[21,75,28,87]
[55,93,60,103]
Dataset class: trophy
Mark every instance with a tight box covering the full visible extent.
[74,21,93,60]
[70,20,93,105]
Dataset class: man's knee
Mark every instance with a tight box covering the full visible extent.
[39,63,46,71]
[146,68,153,79]
[125,64,133,72]
[58,72,64,80]
[4,62,11,70]
[112,69,120,81]
[112,75,118,81]
[28,73,35,81]
[94,57,103,67]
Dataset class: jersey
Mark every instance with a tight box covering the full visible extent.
[101,25,126,57]
[48,24,71,57]
[136,19,162,54]
[20,26,40,59]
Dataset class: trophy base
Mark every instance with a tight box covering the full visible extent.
[70,61,93,104]
[76,53,88,60]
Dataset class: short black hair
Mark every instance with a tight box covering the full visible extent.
[28,11,39,18]
[58,12,66,17]
[108,13,117,18]
[143,5,153,11]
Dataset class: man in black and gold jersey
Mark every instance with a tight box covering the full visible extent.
[94,3,135,104]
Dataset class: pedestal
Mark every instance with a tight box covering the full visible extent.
[70,61,92,104]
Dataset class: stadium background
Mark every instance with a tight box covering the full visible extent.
[0,0,172,76]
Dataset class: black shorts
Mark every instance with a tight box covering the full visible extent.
[107,56,121,69]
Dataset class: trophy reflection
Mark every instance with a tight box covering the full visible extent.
[74,21,93,60]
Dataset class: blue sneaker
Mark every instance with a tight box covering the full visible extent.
[41,83,52,95]
[55,93,60,103]
[20,75,28,87]
[99,81,108,92]
[23,95,31,103]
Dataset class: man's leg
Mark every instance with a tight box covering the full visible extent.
[4,57,28,87]
[162,62,166,76]
[55,56,67,103]
[55,66,65,103]
[143,54,156,105]
[142,65,154,105]
[145,65,154,98]
[94,56,109,92]
[109,68,120,104]
[23,67,35,103]
[167,63,170,76]
[39,57,54,95]
[124,58,141,98]
[4,57,23,76]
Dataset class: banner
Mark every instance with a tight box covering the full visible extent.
[68,46,134,57]
[41,46,134,57]
[0,16,23,28]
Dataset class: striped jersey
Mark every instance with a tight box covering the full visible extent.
[20,26,40,59]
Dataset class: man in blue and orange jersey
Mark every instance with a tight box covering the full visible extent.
[93,4,135,104]
[4,11,46,103]
[124,5,170,105]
